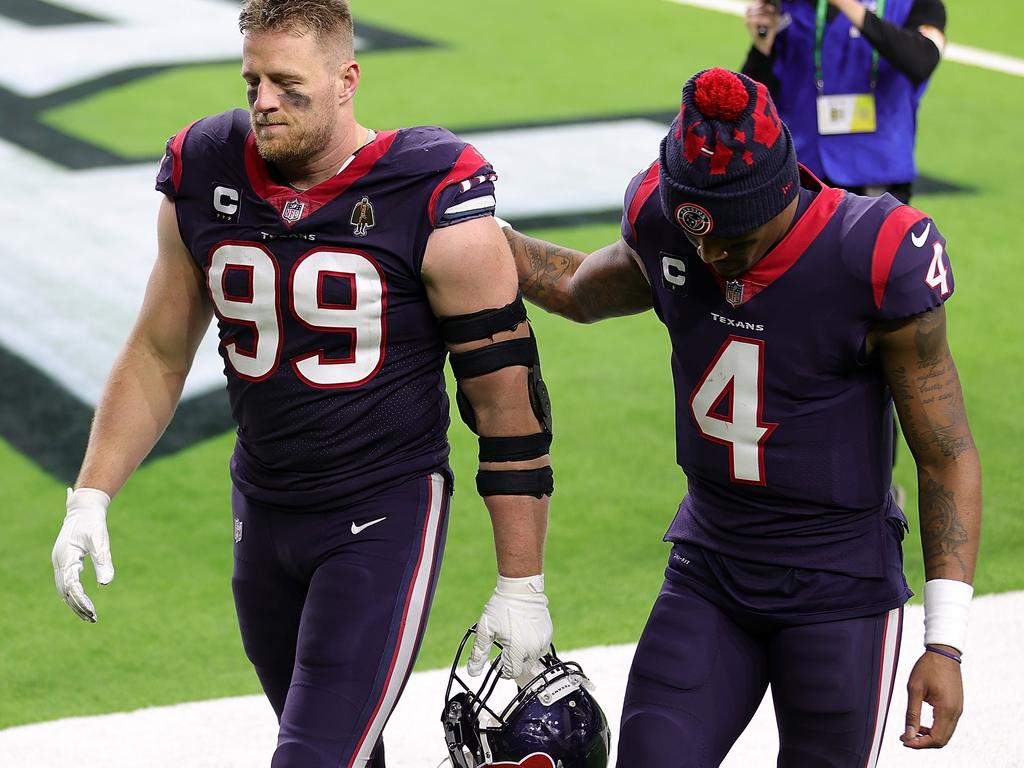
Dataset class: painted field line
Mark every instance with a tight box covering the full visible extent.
[664,0,1024,78]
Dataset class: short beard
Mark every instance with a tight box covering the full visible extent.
[251,109,336,167]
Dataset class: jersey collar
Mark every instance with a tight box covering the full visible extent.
[244,129,398,226]
[706,166,844,306]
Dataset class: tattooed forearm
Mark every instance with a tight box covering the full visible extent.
[505,230,586,318]
[879,307,981,583]
[919,478,970,579]
[503,230,653,322]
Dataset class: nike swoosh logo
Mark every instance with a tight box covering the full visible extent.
[351,516,387,535]
[911,222,931,248]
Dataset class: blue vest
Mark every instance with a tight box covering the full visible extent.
[772,0,928,186]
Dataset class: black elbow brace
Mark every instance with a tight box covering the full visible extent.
[442,294,553,497]
[477,467,554,499]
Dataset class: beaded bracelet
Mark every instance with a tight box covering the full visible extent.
[925,645,962,664]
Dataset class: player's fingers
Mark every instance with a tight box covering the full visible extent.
[89,531,115,585]
[467,631,494,677]
[902,730,939,750]
[926,707,960,748]
[903,687,924,744]
[54,556,84,600]
[514,659,546,689]
[63,581,97,623]
[500,647,525,680]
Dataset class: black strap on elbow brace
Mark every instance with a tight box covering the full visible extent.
[438,295,527,344]
[476,467,554,498]
[449,325,553,437]
[448,335,537,380]
[479,432,552,462]
[443,296,554,494]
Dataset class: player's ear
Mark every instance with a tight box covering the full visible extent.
[337,59,360,105]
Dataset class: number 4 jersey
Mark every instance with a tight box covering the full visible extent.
[623,165,953,579]
[156,109,498,511]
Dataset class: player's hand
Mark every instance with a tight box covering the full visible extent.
[745,2,781,54]
[901,647,964,749]
[468,574,552,680]
[52,487,115,623]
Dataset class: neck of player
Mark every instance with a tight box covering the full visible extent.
[284,121,371,192]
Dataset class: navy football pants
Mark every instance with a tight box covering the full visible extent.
[231,473,450,767]
[618,577,903,767]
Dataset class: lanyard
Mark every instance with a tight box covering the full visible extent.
[814,0,885,93]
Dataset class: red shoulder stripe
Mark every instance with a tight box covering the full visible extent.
[871,206,928,310]
[169,121,198,193]
[625,163,660,245]
[428,144,491,227]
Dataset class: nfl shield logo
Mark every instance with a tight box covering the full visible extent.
[282,199,306,224]
[233,519,243,543]
[725,279,745,307]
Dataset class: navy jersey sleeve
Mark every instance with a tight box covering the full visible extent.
[870,207,953,320]
[428,143,497,229]
[155,121,197,200]
[620,162,661,251]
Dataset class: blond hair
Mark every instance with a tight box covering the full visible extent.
[239,0,354,58]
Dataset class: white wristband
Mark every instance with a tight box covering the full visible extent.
[496,574,545,595]
[492,215,512,231]
[923,578,973,655]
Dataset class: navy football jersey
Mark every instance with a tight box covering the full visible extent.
[622,164,953,578]
[156,110,498,511]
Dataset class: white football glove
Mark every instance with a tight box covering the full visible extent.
[52,487,115,622]
[468,574,552,681]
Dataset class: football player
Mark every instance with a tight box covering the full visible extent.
[50,1,555,765]
[498,68,981,766]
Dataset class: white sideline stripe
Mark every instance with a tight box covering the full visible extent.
[2,591,1022,767]
[445,195,497,215]
[865,607,901,768]
[663,0,1024,78]
[351,472,446,765]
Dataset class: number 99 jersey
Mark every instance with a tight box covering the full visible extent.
[156,109,498,512]
[622,164,953,579]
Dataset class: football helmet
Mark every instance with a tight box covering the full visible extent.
[442,626,610,768]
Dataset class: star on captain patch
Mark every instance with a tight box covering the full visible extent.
[350,196,375,237]
[725,279,745,307]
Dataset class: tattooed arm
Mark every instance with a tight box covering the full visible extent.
[871,305,981,750]
[501,229,653,323]
[873,306,981,584]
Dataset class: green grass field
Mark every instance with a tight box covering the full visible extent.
[2,0,1022,731]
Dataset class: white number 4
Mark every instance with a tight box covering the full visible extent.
[925,242,950,296]
[689,337,777,485]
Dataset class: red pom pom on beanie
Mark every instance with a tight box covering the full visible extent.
[693,68,750,122]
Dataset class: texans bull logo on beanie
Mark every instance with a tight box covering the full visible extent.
[659,68,800,238]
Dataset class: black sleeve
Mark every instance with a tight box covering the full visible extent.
[860,0,946,85]
[904,0,946,31]
[741,46,781,98]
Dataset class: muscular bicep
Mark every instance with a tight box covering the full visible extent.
[422,215,519,317]
[875,307,974,467]
[132,197,212,373]
[422,216,542,437]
